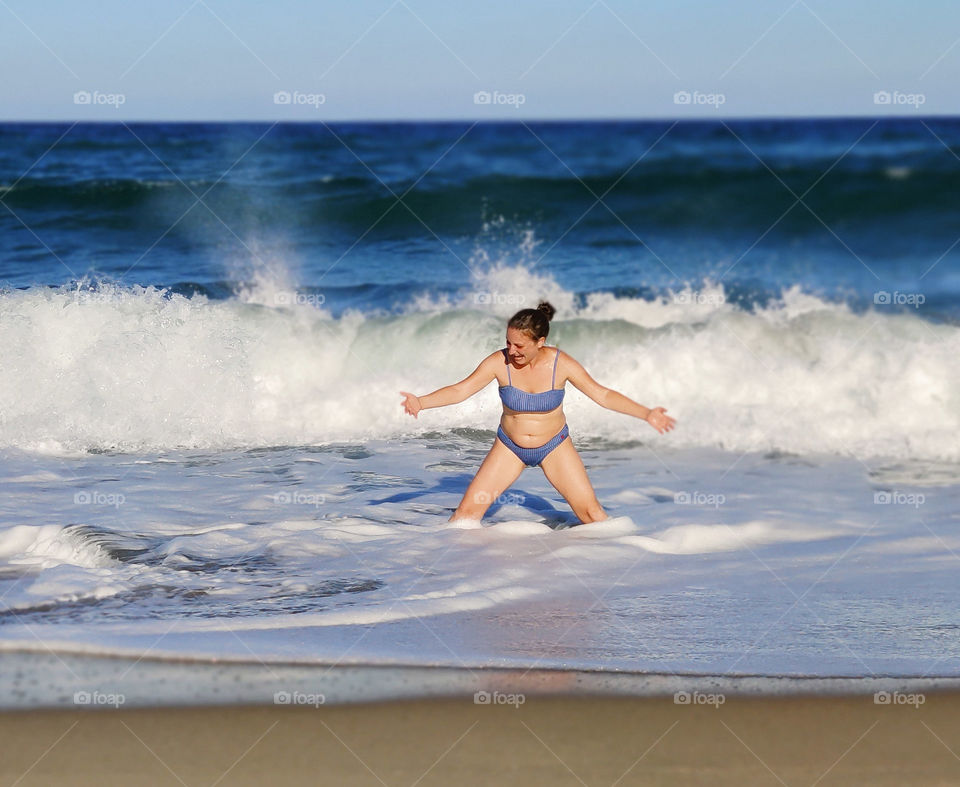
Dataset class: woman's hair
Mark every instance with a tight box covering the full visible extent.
[507,301,556,341]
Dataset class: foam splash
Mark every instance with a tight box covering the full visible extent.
[0,524,113,568]
[0,269,957,461]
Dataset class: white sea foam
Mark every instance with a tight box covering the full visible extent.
[615,520,849,554]
[0,524,112,568]
[0,269,957,461]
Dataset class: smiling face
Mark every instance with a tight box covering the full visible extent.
[505,327,544,367]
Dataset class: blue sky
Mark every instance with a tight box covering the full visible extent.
[1,0,956,120]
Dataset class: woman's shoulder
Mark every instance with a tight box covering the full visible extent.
[552,346,582,379]
[484,348,509,367]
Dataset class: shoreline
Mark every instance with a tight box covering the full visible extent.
[3,650,959,710]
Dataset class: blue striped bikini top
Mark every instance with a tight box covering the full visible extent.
[498,348,565,413]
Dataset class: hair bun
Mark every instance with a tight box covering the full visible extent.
[507,302,555,340]
[535,301,556,322]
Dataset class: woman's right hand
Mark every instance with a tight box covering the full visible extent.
[399,391,422,418]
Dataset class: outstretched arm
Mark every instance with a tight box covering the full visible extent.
[563,352,676,434]
[400,351,500,419]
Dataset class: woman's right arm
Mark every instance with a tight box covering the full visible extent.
[400,351,500,418]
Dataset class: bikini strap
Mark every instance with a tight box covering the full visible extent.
[506,349,512,385]
[551,347,560,389]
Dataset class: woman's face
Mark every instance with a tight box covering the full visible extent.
[505,328,544,366]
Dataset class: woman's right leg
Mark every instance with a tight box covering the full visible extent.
[538,435,607,524]
[449,437,525,521]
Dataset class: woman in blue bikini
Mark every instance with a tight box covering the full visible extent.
[399,301,676,524]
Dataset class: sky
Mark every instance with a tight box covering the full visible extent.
[0,0,957,120]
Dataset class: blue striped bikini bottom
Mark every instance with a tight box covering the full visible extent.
[496,424,570,467]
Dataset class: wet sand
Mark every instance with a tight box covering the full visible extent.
[2,693,959,785]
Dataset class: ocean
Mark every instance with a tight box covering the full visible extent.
[1,119,958,706]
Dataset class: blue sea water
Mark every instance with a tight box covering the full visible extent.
[2,119,958,317]
[0,120,958,701]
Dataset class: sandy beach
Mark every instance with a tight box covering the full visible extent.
[2,692,959,785]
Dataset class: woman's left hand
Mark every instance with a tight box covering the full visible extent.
[646,406,676,434]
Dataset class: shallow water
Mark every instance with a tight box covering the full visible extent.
[2,439,957,677]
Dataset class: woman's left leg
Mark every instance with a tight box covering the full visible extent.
[539,435,607,524]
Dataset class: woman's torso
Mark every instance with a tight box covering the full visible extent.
[497,347,566,447]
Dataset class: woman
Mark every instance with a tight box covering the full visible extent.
[400,301,676,524]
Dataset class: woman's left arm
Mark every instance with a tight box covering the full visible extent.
[563,352,676,434]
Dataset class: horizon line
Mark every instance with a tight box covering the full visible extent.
[0,113,956,124]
